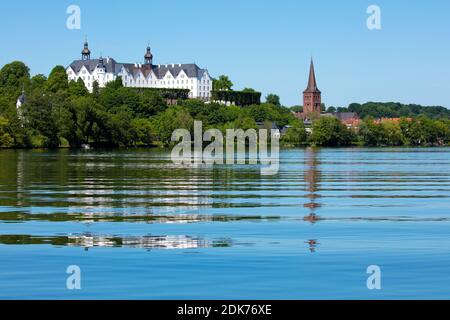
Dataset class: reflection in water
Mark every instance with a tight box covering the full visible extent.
[16,152,25,207]
[303,148,322,252]
[2,149,450,298]
[306,239,319,253]
[303,148,322,223]
[0,211,280,223]
[0,234,232,250]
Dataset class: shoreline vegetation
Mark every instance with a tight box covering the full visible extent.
[1,61,449,150]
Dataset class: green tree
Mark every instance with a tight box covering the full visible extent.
[0,116,14,147]
[132,118,155,146]
[0,61,30,93]
[68,96,105,146]
[213,75,233,91]
[289,105,303,113]
[137,89,166,116]
[309,116,354,147]
[68,78,89,97]
[326,106,337,113]
[105,76,124,90]
[105,106,135,146]
[46,65,69,93]
[266,94,281,106]
[152,105,194,145]
[92,80,100,99]
[383,122,405,146]
[30,74,47,91]
[281,120,308,146]
[22,88,60,148]
[358,117,386,146]
[225,116,257,131]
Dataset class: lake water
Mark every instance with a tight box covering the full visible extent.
[0,148,449,299]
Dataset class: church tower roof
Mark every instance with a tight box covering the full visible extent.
[144,46,153,64]
[304,59,320,93]
[82,38,91,60]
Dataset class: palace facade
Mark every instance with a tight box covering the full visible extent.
[66,40,213,99]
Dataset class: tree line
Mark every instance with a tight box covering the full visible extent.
[323,102,450,119]
[0,61,449,149]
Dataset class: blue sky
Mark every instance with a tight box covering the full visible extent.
[1,0,449,107]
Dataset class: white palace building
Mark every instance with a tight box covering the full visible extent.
[66,40,212,99]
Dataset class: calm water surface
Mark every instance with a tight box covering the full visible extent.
[0,148,449,299]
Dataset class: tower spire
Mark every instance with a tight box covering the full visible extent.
[302,58,322,119]
[304,58,320,93]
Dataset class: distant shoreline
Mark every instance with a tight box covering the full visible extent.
[1,144,449,151]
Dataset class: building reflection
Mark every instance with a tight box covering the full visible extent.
[64,161,214,217]
[305,239,319,253]
[302,148,322,253]
[0,234,231,250]
[68,234,214,250]
[303,148,322,223]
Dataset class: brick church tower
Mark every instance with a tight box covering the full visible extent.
[303,59,322,119]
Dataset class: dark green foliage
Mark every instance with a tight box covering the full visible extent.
[289,105,303,113]
[46,65,69,93]
[281,121,308,146]
[245,103,291,127]
[211,90,261,106]
[68,78,89,97]
[22,88,60,148]
[349,102,450,119]
[326,106,336,113]
[0,61,30,93]
[309,116,355,147]
[30,74,47,91]
[213,75,233,91]
[358,116,450,147]
[152,105,194,145]
[266,94,281,106]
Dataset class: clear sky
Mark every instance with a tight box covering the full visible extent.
[1,0,449,108]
